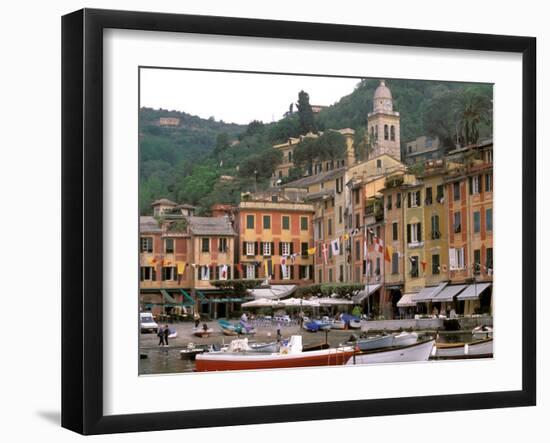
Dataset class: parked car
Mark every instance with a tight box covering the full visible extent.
[140,312,159,333]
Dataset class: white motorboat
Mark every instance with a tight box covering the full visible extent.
[433,338,493,358]
[392,331,418,347]
[348,340,435,365]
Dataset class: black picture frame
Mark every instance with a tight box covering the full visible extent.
[62,8,537,435]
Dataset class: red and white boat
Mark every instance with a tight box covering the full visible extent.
[195,336,355,372]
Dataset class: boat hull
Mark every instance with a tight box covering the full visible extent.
[349,340,435,365]
[434,338,493,358]
[193,329,213,338]
[195,348,355,371]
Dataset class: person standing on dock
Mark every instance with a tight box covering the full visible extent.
[157,325,165,347]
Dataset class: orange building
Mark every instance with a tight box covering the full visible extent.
[139,216,194,316]
[236,195,315,285]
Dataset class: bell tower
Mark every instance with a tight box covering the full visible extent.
[367,80,401,160]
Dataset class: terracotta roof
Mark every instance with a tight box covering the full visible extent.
[140,216,162,233]
[282,167,345,189]
[151,198,177,206]
[188,216,236,236]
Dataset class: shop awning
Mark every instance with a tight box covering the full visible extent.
[179,289,195,306]
[412,282,448,303]
[397,293,417,307]
[457,283,492,300]
[432,284,467,302]
[161,289,177,304]
[353,283,382,303]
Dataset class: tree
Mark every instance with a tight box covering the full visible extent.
[296,90,316,134]
[213,132,230,156]
[454,90,492,146]
[353,127,375,161]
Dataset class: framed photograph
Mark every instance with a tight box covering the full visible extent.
[62,8,536,435]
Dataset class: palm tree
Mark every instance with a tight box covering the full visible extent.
[454,91,491,146]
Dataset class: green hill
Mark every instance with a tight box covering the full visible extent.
[139,78,492,215]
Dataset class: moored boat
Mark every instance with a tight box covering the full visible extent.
[354,334,394,351]
[341,314,361,329]
[472,325,493,339]
[433,338,493,358]
[195,336,354,371]
[348,339,435,365]
[193,327,214,338]
[330,319,347,330]
[392,331,418,347]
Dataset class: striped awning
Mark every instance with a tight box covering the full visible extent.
[457,283,492,300]
[397,293,417,307]
[412,282,448,302]
[432,284,467,302]
[161,289,177,304]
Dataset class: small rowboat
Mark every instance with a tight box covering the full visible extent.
[349,339,435,365]
[354,334,394,351]
[433,338,493,358]
[472,325,493,339]
[330,320,347,330]
[392,331,418,347]
[193,327,213,338]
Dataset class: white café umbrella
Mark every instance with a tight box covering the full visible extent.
[241,298,284,308]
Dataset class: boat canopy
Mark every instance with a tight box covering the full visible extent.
[396,293,417,307]
[432,284,467,302]
[456,283,492,300]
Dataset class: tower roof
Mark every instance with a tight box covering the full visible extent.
[374,80,392,100]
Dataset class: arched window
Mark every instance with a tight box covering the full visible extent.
[384,124,389,140]
[390,125,395,141]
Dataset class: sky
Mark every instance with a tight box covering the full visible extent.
[139,68,362,125]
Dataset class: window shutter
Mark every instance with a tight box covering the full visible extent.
[416,191,421,206]
[255,242,259,255]
[254,266,258,279]
[407,224,411,243]
[479,175,483,193]
[152,267,157,281]
[279,241,283,256]
[243,242,247,256]
[290,242,294,254]
[309,265,314,280]
[290,265,295,280]
[271,242,275,254]
[407,192,411,208]
[418,223,422,242]
[449,248,456,270]
[469,177,473,195]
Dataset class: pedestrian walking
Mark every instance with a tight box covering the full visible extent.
[157,325,165,346]
[193,311,200,328]
[163,324,170,346]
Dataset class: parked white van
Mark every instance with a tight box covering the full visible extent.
[140,312,159,333]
